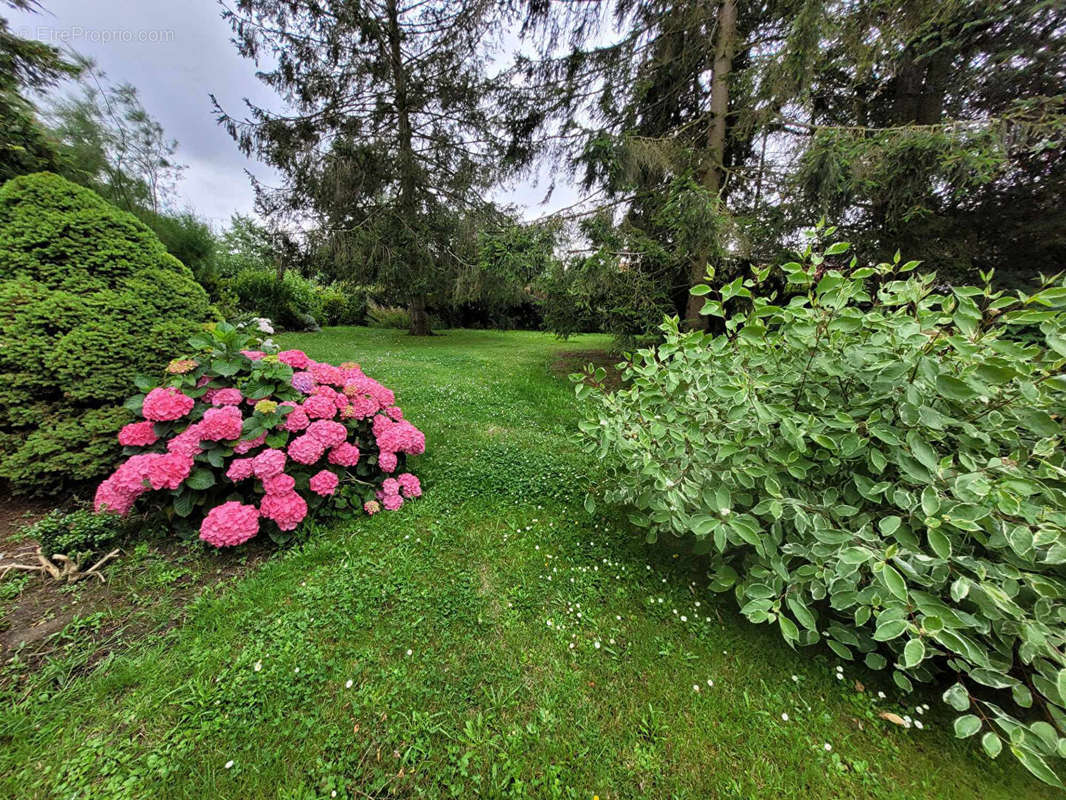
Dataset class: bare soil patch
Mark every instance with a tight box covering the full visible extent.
[550,349,625,391]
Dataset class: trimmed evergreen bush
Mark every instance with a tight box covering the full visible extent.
[0,172,211,493]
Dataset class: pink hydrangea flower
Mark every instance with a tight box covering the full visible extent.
[167,423,204,458]
[147,453,194,490]
[94,476,139,515]
[253,448,287,479]
[347,393,379,419]
[260,492,308,531]
[397,473,422,498]
[386,406,403,421]
[118,420,158,447]
[233,432,267,454]
[142,387,195,421]
[200,501,260,547]
[263,472,296,494]
[303,394,337,419]
[307,420,348,448]
[364,500,380,515]
[210,388,243,406]
[381,477,401,496]
[111,453,157,494]
[327,442,360,467]
[200,406,244,441]
[309,361,344,386]
[373,416,426,455]
[226,457,255,482]
[309,470,339,496]
[283,405,310,432]
[288,434,325,464]
[241,350,265,360]
[278,349,311,369]
[378,451,397,473]
[382,493,404,511]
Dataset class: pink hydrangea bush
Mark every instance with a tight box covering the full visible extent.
[93,321,425,547]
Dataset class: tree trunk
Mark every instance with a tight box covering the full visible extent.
[684,0,737,331]
[408,294,430,336]
[386,0,432,335]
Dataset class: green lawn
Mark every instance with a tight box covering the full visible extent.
[0,327,1052,799]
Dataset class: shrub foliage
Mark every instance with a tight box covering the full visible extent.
[0,172,211,492]
[576,236,1066,787]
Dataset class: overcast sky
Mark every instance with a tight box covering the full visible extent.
[9,0,579,227]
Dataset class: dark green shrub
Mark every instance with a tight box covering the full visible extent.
[25,508,121,561]
[366,302,410,329]
[577,237,1066,787]
[229,269,322,330]
[0,172,211,493]
[314,282,369,326]
[137,209,220,298]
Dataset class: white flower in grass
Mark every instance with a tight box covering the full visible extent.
[707,679,713,687]
[253,661,262,672]
[225,760,234,769]
[345,679,353,689]
[693,684,700,692]
[781,713,789,722]
[406,649,413,656]
[681,615,688,622]
[914,720,924,730]
[877,691,886,699]
[594,641,601,649]
[823,743,832,752]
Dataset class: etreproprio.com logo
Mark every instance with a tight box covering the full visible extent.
[19,26,176,45]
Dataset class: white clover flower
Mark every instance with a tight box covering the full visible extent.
[681,615,688,622]
[781,713,789,722]
[225,760,235,769]
[824,743,832,751]
[707,679,713,687]
[253,661,262,672]
[693,684,700,692]
[594,641,601,649]
[345,679,353,689]
[406,649,413,656]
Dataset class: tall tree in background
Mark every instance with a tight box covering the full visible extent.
[515,0,795,332]
[47,60,185,213]
[517,0,1066,340]
[0,0,78,181]
[790,0,1066,288]
[214,0,513,335]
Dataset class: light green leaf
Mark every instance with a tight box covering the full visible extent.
[882,564,908,601]
[903,638,925,668]
[982,732,1002,758]
[943,683,969,711]
[928,528,952,560]
[954,714,982,738]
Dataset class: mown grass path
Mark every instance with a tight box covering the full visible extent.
[0,328,1051,798]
